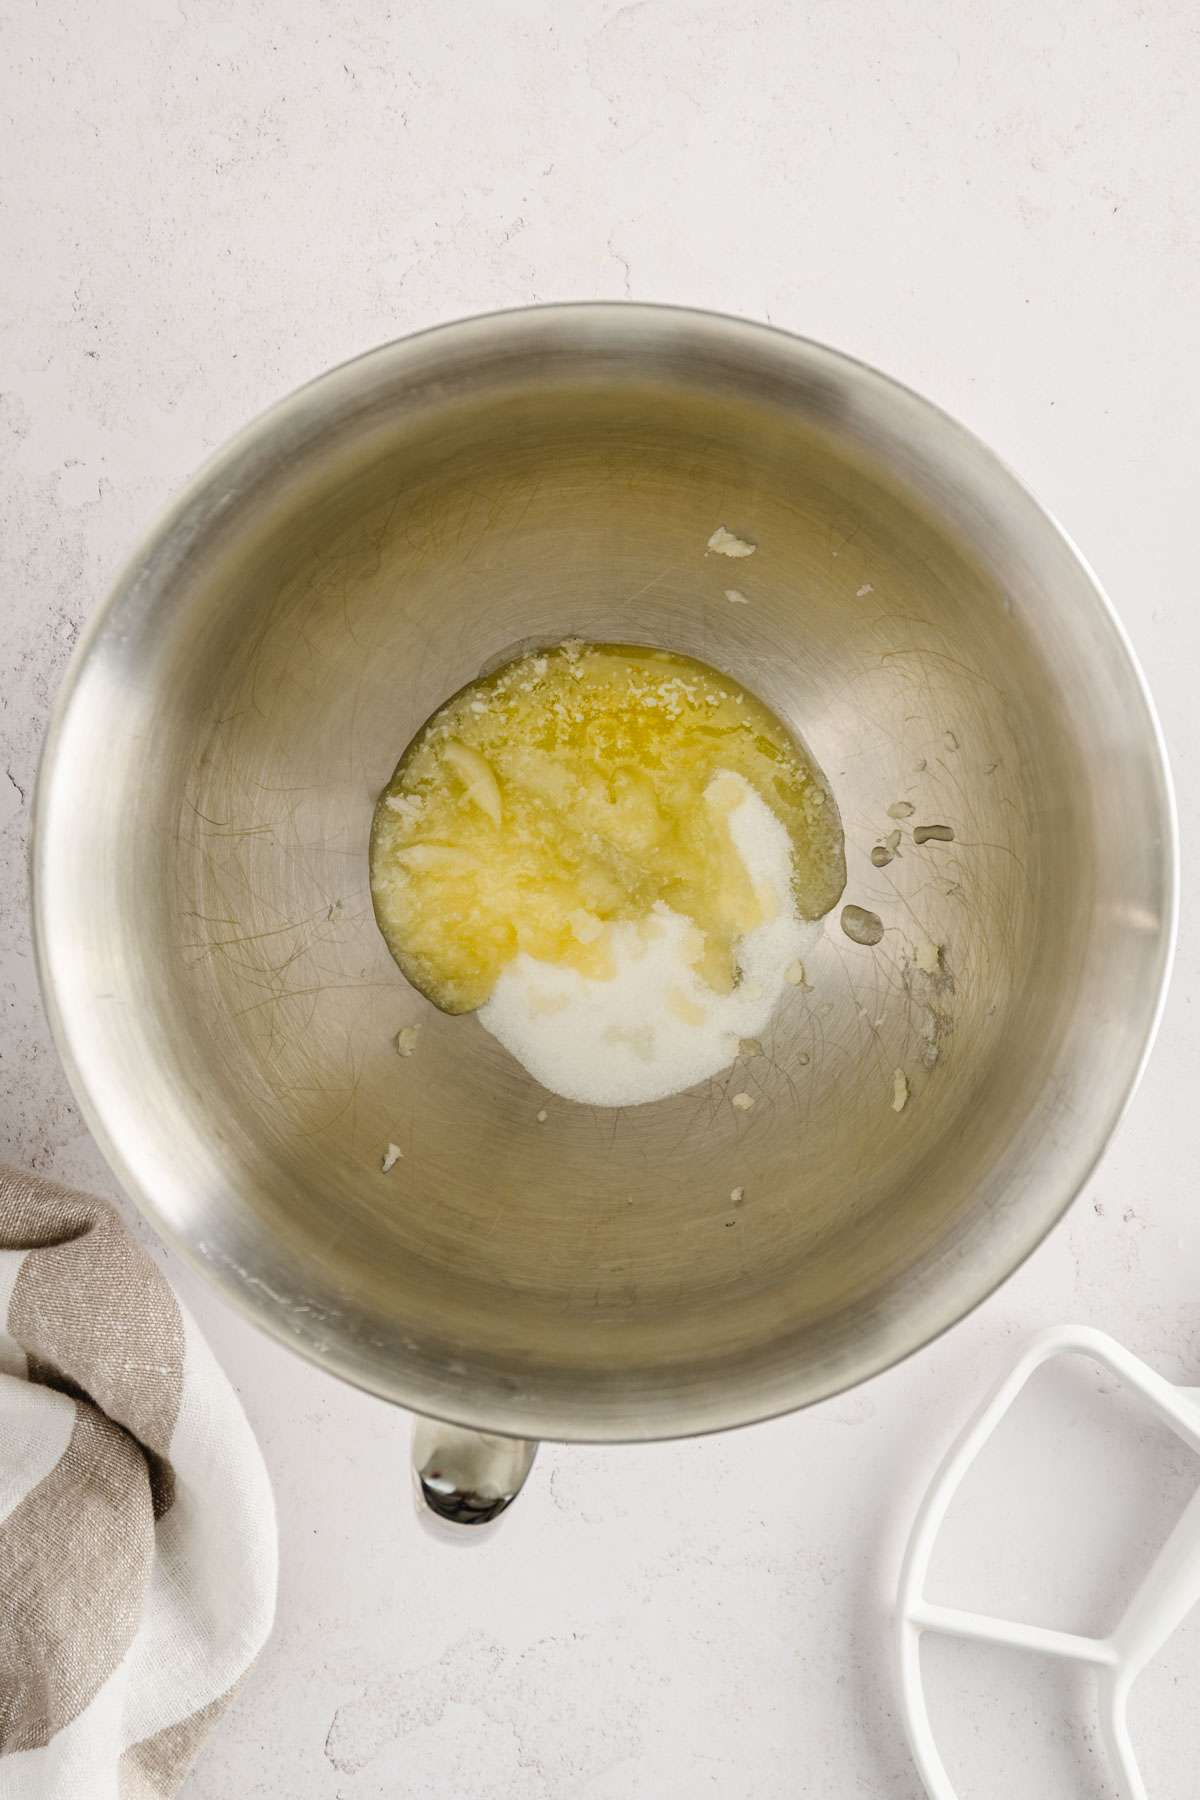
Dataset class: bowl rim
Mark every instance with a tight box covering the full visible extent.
[32,301,1180,1443]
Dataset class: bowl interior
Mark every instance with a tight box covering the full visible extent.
[36,313,1173,1438]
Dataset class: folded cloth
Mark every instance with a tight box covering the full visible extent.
[0,1166,277,1799]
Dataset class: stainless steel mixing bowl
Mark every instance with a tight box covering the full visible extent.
[34,306,1175,1500]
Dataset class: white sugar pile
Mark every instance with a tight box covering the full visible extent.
[478,772,817,1107]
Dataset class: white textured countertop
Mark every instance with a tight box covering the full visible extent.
[3,4,1199,1795]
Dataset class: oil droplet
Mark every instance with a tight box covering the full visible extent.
[841,904,884,947]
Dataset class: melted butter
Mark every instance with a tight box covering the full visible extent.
[370,642,845,1015]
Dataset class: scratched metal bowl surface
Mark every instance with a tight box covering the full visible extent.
[34,306,1175,1440]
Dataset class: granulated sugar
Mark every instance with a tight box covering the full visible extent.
[478,773,817,1106]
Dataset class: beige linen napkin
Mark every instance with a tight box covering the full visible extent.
[0,1167,277,1798]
